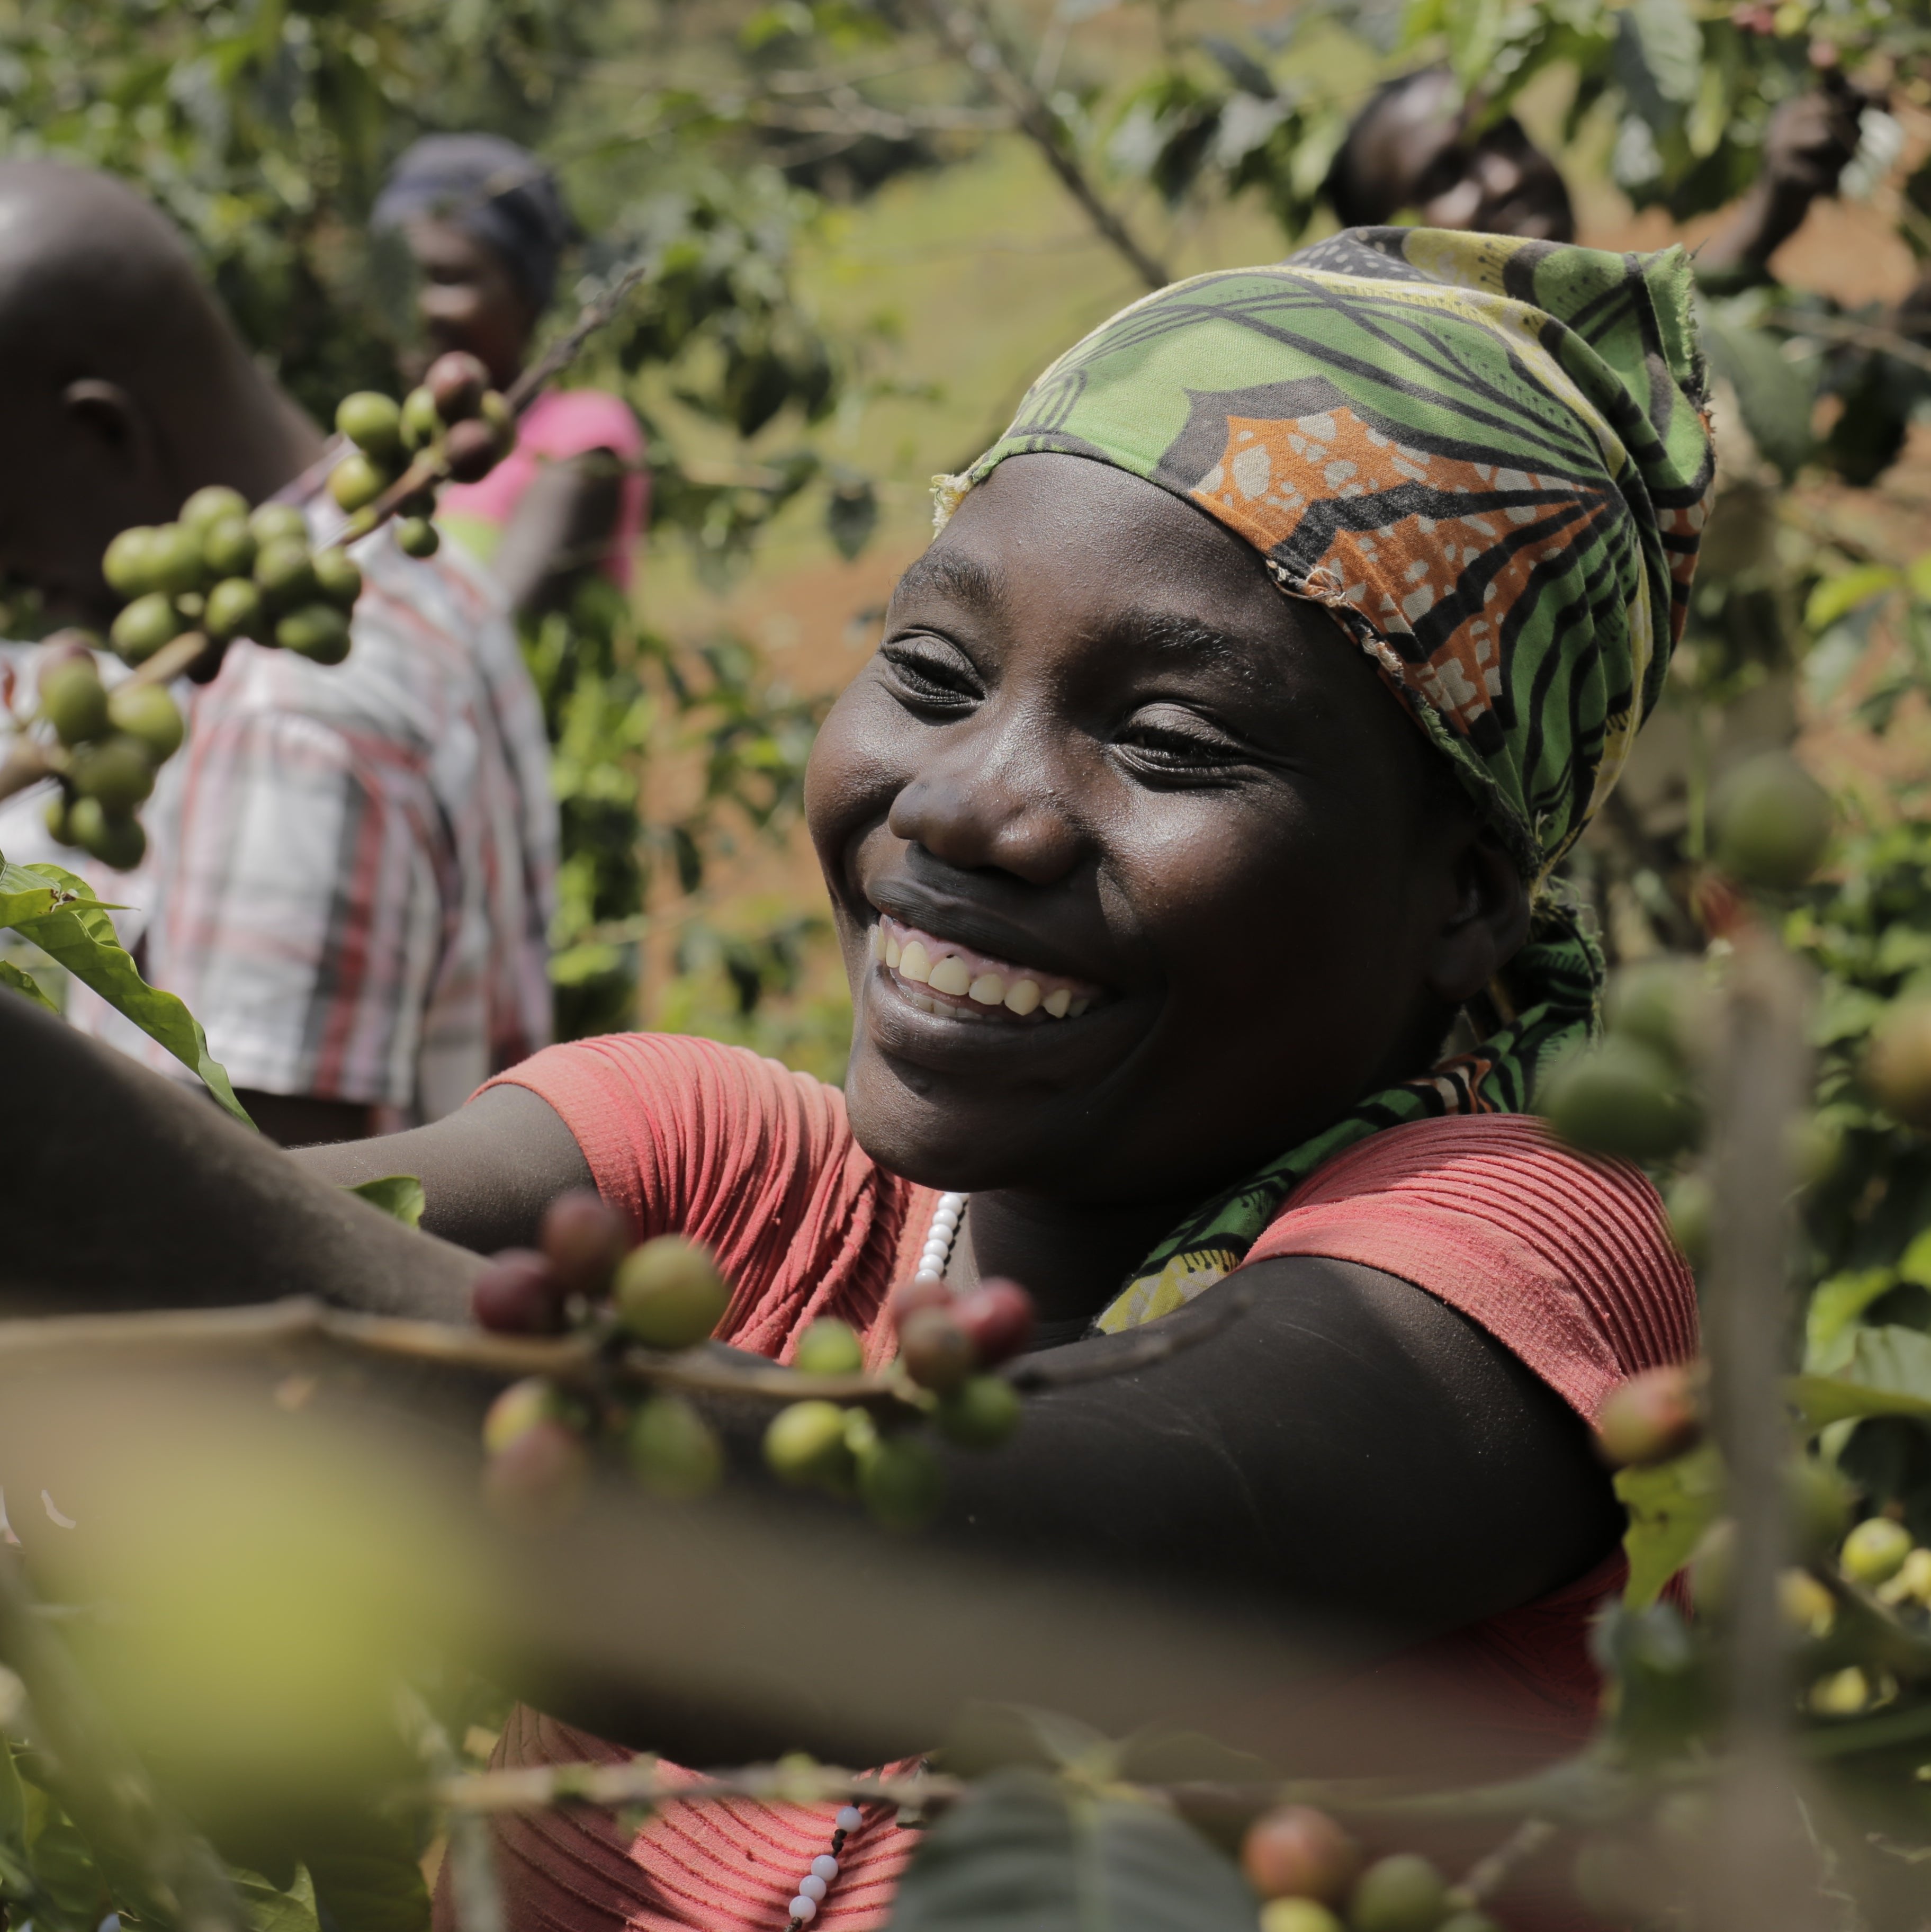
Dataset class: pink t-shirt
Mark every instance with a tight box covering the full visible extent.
[440,388,649,588]
[445,1032,1697,1932]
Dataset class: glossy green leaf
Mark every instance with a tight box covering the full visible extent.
[1790,1326,1931,1432]
[1699,300,1817,480]
[233,1862,324,1932]
[1616,1442,1723,1611]
[887,1769,1258,1932]
[0,957,59,1015]
[1,862,252,1126]
[346,1175,426,1229]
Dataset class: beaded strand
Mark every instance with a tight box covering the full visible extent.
[915,1191,969,1286]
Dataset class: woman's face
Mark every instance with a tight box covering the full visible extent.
[807,453,1510,1208]
[400,219,533,390]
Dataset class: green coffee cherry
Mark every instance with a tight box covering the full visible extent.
[276,603,351,665]
[1261,1906,1345,1932]
[110,592,184,665]
[102,526,161,598]
[614,1236,730,1349]
[147,523,206,597]
[204,577,265,645]
[107,684,184,764]
[336,390,403,457]
[856,1434,943,1531]
[312,547,364,611]
[248,502,309,549]
[1864,999,1931,1132]
[793,1318,864,1376]
[43,793,70,843]
[1539,1037,1699,1161]
[254,536,318,611]
[328,451,391,514]
[1606,958,1710,1068]
[1663,1172,1710,1272]
[396,516,441,559]
[936,1374,1022,1448]
[1711,752,1832,891]
[630,1394,724,1500]
[66,795,145,871]
[1346,1854,1448,1932]
[764,1400,856,1491]
[179,484,249,534]
[69,735,157,814]
[400,384,442,452]
[40,660,109,747]
[1434,1917,1499,1932]
[1841,1516,1913,1588]
[174,592,205,624]
[201,515,257,582]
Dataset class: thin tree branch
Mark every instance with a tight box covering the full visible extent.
[428,1755,958,1818]
[1763,309,1931,381]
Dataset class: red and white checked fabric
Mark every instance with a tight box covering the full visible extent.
[70,511,556,1121]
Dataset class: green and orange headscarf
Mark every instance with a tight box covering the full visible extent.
[933,227,1717,1331]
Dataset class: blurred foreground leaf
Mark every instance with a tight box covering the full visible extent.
[1615,1443,1722,1611]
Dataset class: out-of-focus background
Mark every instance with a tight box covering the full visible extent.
[7,0,1930,1083]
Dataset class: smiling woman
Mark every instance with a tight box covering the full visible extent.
[0,227,1715,1932]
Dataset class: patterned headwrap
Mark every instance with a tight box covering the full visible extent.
[932,227,1716,1332]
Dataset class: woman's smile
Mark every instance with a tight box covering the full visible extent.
[868,913,1105,1024]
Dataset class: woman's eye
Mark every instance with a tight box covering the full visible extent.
[1116,714,1243,772]
[881,640,980,706]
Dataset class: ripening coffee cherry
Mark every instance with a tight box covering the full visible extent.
[951,1280,1037,1366]
[482,1417,590,1529]
[249,502,309,548]
[425,351,489,422]
[106,684,184,764]
[613,1236,730,1349]
[472,1248,569,1335]
[1711,752,1832,890]
[1777,1567,1835,1637]
[936,1374,1021,1448]
[396,516,441,558]
[311,547,363,611]
[483,1376,568,1455]
[444,417,504,484]
[102,525,162,598]
[897,1307,975,1393]
[40,659,109,747]
[793,1318,864,1376]
[254,535,317,610]
[201,515,258,582]
[204,577,265,644]
[1241,1805,1361,1906]
[765,1399,857,1490]
[1840,1516,1913,1588]
[179,484,249,534]
[110,592,184,665]
[328,451,390,515]
[1539,1037,1699,1161]
[336,391,403,457]
[65,795,146,871]
[538,1189,627,1296]
[1808,1666,1871,1716]
[400,385,443,452]
[856,1434,944,1531]
[147,523,206,597]
[480,389,514,442]
[1595,1364,1703,1468]
[1260,1904,1345,1932]
[276,603,352,665]
[1864,999,1931,1131]
[630,1394,724,1500]
[70,735,156,815]
[1887,1545,1931,1607]
[890,1275,953,1332]
[1346,1854,1448,1932]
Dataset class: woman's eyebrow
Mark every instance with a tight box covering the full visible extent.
[1105,607,1263,673]
[891,548,1004,612]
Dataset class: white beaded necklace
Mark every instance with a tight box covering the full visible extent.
[780,1193,967,1929]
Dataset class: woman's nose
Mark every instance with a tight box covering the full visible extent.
[886,722,1086,885]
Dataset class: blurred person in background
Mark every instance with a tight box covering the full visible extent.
[371,135,648,618]
[0,160,556,1146]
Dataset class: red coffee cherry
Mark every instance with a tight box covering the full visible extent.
[540,1189,627,1296]
[1596,1363,1703,1469]
[482,1418,589,1529]
[424,351,489,423]
[899,1306,975,1393]
[951,1278,1037,1366]
[471,1248,568,1334]
[890,1275,953,1334]
[444,417,504,483]
[1241,1804,1362,1905]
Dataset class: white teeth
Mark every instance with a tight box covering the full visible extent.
[928,954,972,997]
[1067,996,1089,1018]
[899,939,932,983]
[967,971,1005,1006]
[885,932,902,970]
[1004,978,1041,1016]
[1042,988,1072,1019]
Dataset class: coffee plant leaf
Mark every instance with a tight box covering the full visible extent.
[303,1833,432,1932]
[1790,1326,1931,1433]
[886,1767,1258,1932]
[1806,1268,1902,1371]
[232,1861,324,1932]
[1615,1441,1723,1611]
[346,1175,426,1229]
[1,861,252,1126]
[0,956,58,1015]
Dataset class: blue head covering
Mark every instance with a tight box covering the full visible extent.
[372,135,574,313]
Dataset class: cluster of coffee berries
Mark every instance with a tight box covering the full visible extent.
[1244,1808,1493,1932]
[1790,1516,1931,1718]
[761,1277,1034,1531]
[31,633,184,869]
[328,352,513,558]
[103,486,361,670]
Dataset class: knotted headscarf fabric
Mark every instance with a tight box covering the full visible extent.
[932,227,1717,1332]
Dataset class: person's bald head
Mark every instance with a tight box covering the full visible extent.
[0,162,320,624]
